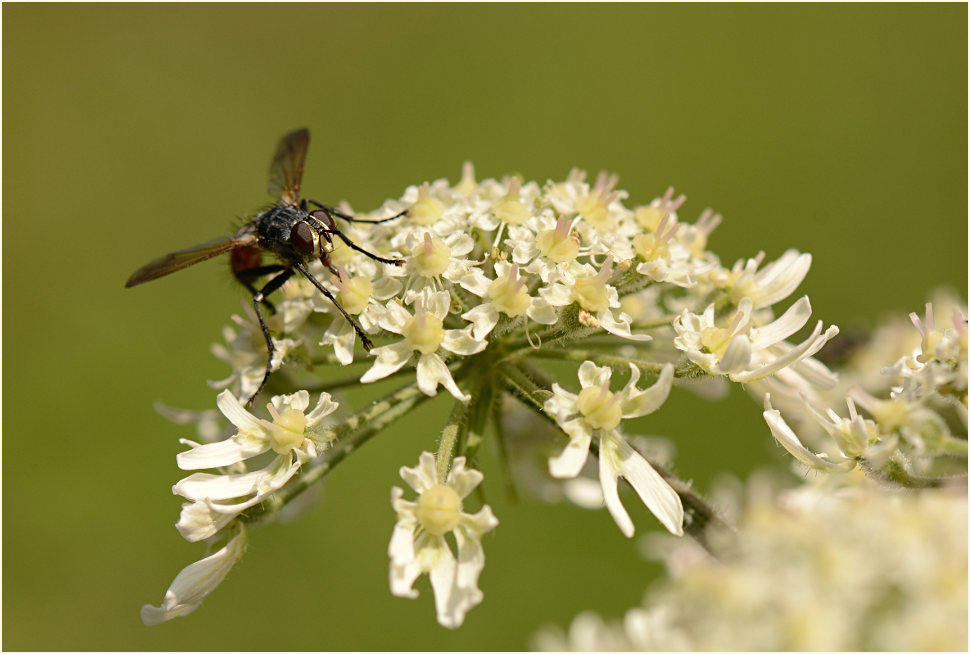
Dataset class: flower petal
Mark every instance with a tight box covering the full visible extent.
[442,326,488,356]
[605,432,684,536]
[763,394,855,472]
[417,353,469,401]
[176,434,269,471]
[621,363,674,418]
[549,418,593,478]
[360,342,413,383]
[141,527,247,626]
[215,390,263,434]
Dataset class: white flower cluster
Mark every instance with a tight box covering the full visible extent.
[141,164,964,632]
[534,477,969,651]
[757,291,968,481]
[142,390,337,624]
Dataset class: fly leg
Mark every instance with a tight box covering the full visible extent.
[293,261,374,351]
[235,264,288,313]
[305,199,408,224]
[247,267,295,406]
[306,207,405,267]
[328,227,405,266]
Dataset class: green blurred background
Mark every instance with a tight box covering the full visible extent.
[2,4,966,651]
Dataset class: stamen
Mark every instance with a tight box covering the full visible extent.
[555,215,571,239]
[596,255,615,283]
[423,232,435,255]
[508,264,527,293]
[414,298,426,328]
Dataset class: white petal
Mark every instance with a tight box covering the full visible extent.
[563,478,605,509]
[173,470,268,502]
[360,342,414,383]
[417,353,469,401]
[460,304,500,341]
[141,528,247,626]
[176,434,269,471]
[215,390,263,434]
[543,384,579,422]
[379,302,411,332]
[577,361,611,389]
[526,297,559,325]
[749,296,812,349]
[320,319,357,365]
[427,290,453,319]
[753,251,812,308]
[538,282,573,307]
[621,363,674,418]
[442,326,488,356]
[446,458,484,499]
[734,323,839,382]
[607,432,684,536]
[174,500,236,543]
[426,538,462,629]
[718,334,753,374]
[400,452,440,492]
[270,390,309,413]
[458,268,492,297]
[599,309,652,341]
[372,276,404,300]
[762,394,855,472]
[449,233,475,256]
[548,418,592,478]
[598,441,633,537]
[460,504,499,537]
[305,392,339,426]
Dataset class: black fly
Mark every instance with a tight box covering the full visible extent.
[126,128,406,405]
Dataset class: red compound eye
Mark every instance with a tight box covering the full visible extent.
[309,209,336,231]
[290,221,315,255]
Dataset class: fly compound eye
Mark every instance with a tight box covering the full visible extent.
[290,221,317,256]
[309,209,336,231]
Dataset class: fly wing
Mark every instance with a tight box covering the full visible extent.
[267,128,309,207]
[125,233,258,287]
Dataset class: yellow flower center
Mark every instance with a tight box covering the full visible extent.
[576,381,622,431]
[410,183,445,226]
[633,232,670,261]
[266,406,307,455]
[635,205,666,232]
[572,255,614,313]
[333,265,372,315]
[700,326,734,358]
[416,483,463,536]
[576,194,613,232]
[402,299,445,354]
[536,216,580,263]
[410,232,451,278]
[455,161,478,197]
[493,178,530,225]
[487,265,531,317]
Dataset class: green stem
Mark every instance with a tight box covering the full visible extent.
[437,399,471,481]
[491,393,519,504]
[497,361,551,414]
[629,315,680,330]
[872,456,948,489]
[461,374,496,466]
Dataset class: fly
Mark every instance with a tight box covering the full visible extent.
[126,128,406,404]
